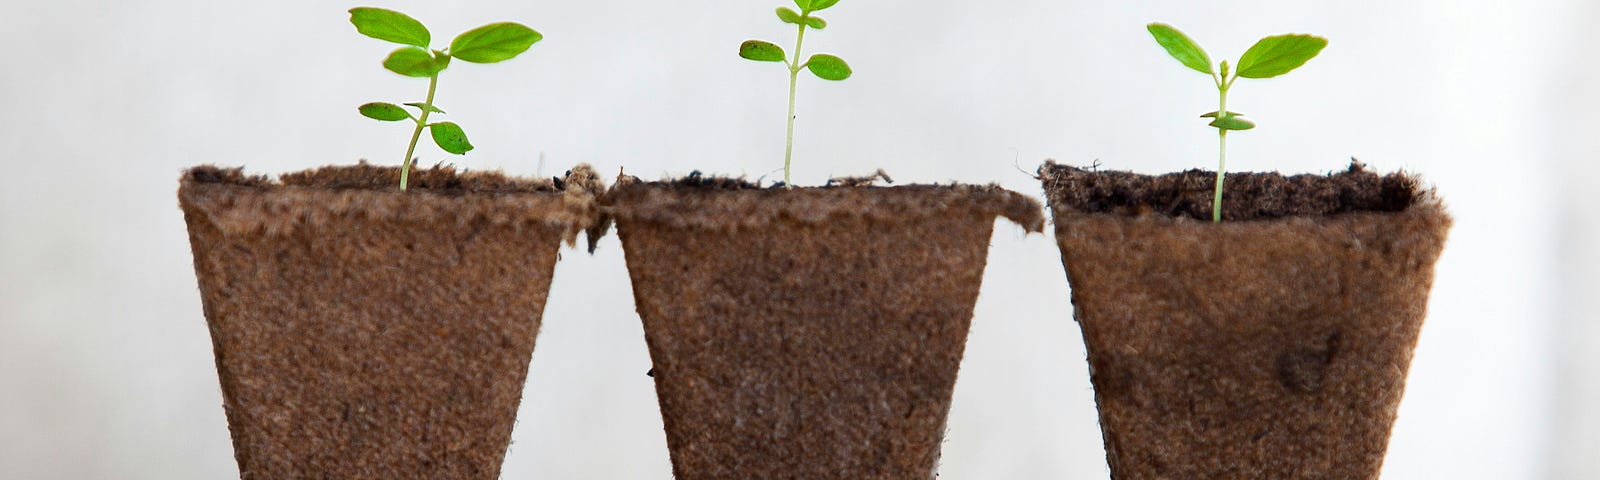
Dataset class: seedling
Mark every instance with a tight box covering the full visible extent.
[1146,23,1326,221]
[349,7,541,190]
[739,0,853,187]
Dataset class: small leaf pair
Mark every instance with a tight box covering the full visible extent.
[1201,110,1254,131]
[740,0,853,187]
[357,102,446,122]
[738,41,851,81]
[775,7,825,29]
[348,7,541,189]
[359,102,472,154]
[352,7,540,73]
[1148,24,1325,81]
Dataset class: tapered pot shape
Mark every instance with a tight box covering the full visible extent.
[605,175,1042,479]
[178,164,601,479]
[1040,161,1450,479]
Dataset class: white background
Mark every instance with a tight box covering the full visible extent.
[0,0,1591,478]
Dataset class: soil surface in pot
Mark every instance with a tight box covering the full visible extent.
[1040,161,1451,479]
[179,163,598,479]
[606,174,1041,480]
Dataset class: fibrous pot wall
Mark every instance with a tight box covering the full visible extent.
[609,180,1041,479]
[179,164,599,479]
[1041,163,1450,479]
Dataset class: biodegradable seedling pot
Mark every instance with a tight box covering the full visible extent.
[1039,161,1450,479]
[604,174,1042,479]
[179,163,601,479]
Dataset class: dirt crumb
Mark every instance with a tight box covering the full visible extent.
[1038,160,1429,221]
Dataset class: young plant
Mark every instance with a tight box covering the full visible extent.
[739,0,853,187]
[349,7,541,190]
[1146,23,1326,222]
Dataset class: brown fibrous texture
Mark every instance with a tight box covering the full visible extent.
[1039,161,1451,479]
[178,163,601,479]
[605,173,1044,233]
[606,177,1042,479]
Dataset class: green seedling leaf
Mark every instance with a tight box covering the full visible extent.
[383,47,446,77]
[1236,34,1327,78]
[359,102,411,121]
[805,54,851,80]
[1199,110,1246,118]
[739,40,787,62]
[1147,23,1212,75]
[792,0,813,11]
[809,0,841,12]
[429,122,473,154]
[450,22,542,63]
[405,102,446,114]
[776,7,803,24]
[804,16,827,29]
[1208,114,1256,131]
[350,7,431,47]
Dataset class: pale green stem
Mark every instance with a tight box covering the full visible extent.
[1203,81,1228,222]
[1216,75,1241,222]
[783,22,807,188]
[399,74,440,191]
[1209,125,1222,222]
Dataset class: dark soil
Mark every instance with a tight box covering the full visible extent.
[630,170,764,190]
[1040,163,1452,479]
[187,162,564,195]
[1039,160,1422,221]
[179,164,599,479]
[606,172,1044,232]
[606,179,1042,479]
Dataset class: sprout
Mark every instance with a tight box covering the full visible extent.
[350,7,542,190]
[739,0,853,188]
[1147,23,1327,221]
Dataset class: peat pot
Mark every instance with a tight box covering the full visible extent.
[1040,161,1451,479]
[179,163,602,479]
[605,174,1043,479]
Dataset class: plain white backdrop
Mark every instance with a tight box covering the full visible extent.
[0,0,1591,478]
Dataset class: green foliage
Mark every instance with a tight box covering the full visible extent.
[740,0,852,187]
[348,7,539,190]
[404,102,445,114]
[808,0,841,11]
[1146,22,1326,221]
[1236,34,1328,78]
[776,7,803,25]
[1203,111,1256,131]
[1146,23,1211,75]
[381,47,448,77]
[349,7,430,48]
[739,40,787,62]
[450,22,542,63]
[359,102,411,121]
[776,7,826,29]
[805,54,851,80]
[429,122,474,154]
